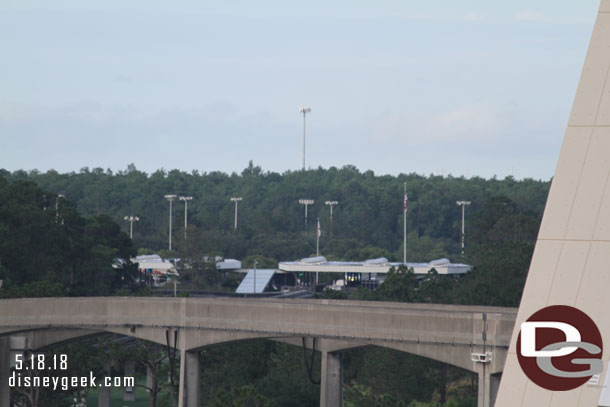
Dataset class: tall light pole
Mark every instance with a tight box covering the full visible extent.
[179,196,193,239]
[456,201,472,256]
[231,197,242,229]
[298,199,314,227]
[403,184,408,264]
[124,215,139,239]
[164,194,177,251]
[299,106,311,170]
[316,218,321,285]
[325,201,338,236]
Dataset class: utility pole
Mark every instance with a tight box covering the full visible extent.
[456,201,472,256]
[164,194,177,251]
[316,218,321,286]
[298,199,314,227]
[299,106,311,170]
[231,197,242,229]
[179,196,193,239]
[124,215,139,239]
[325,201,338,236]
[403,183,407,264]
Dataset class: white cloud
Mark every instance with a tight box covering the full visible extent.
[463,13,485,22]
[424,103,504,142]
[515,10,549,22]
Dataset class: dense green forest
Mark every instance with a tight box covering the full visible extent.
[2,162,549,264]
[0,176,137,296]
[0,164,550,406]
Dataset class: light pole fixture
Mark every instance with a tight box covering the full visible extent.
[231,197,243,229]
[179,196,193,239]
[124,215,140,239]
[299,106,311,170]
[164,194,177,251]
[325,201,338,236]
[456,201,472,256]
[298,199,314,227]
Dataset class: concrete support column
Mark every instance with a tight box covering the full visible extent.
[185,351,200,407]
[98,385,110,407]
[320,351,343,407]
[146,364,154,392]
[178,348,186,407]
[489,373,501,407]
[0,337,9,407]
[477,368,491,407]
[98,360,111,407]
[124,360,135,401]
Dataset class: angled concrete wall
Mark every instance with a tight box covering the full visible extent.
[495,1,610,405]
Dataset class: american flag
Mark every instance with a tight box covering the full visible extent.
[404,192,408,210]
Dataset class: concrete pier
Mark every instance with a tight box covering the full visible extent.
[320,351,343,407]
[185,351,200,407]
[0,337,9,407]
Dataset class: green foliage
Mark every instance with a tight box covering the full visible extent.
[446,395,477,407]
[0,281,64,298]
[200,340,319,407]
[453,242,533,307]
[343,246,396,262]
[417,269,455,303]
[0,176,137,297]
[318,288,348,300]
[451,195,539,307]
[242,254,278,270]
[214,385,276,407]
[3,165,549,268]
[370,266,418,302]
[345,384,407,407]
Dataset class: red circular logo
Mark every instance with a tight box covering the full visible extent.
[517,305,603,391]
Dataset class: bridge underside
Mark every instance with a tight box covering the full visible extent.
[3,326,507,374]
[0,297,515,407]
[1,323,507,407]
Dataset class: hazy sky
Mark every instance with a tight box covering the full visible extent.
[0,0,602,179]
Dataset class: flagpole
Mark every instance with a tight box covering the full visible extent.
[403,183,407,265]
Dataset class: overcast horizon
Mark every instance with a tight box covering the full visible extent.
[1,0,602,181]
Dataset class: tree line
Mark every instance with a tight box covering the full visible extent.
[0,176,137,297]
[2,162,549,267]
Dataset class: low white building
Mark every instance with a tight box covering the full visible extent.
[279,256,470,277]
[134,255,179,287]
[279,256,470,288]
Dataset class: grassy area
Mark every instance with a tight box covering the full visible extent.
[85,377,171,407]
